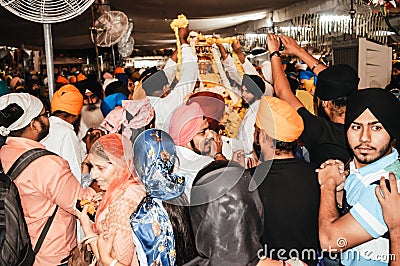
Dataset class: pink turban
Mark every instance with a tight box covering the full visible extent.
[169,102,205,146]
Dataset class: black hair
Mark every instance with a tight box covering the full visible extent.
[273,139,297,154]
[163,199,198,264]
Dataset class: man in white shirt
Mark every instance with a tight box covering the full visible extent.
[169,102,225,200]
[41,84,85,182]
[142,27,198,132]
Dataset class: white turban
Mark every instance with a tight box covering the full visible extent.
[0,93,43,136]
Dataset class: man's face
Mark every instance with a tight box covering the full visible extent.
[241,85,255,104]
[35,108,50,141]
[83,91,99,106]
[393,67,400,78]
[190,118,218,157]
[347,108,393,168]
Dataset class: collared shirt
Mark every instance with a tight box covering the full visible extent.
[174,146,213,200]
[41,116,85,182]
[0,137,91,265]
[342,149,400,265]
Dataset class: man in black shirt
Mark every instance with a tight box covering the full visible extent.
[267,35,359,167]
[250,96,320,265]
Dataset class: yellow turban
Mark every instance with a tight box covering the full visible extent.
[51,84,83,116]
[256,96,304,142]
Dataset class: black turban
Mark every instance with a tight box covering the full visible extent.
[75,79,104,100]
[241,74,265,99]
[316,64,359,101]
[142,70,169,95]
[345,88,400,141]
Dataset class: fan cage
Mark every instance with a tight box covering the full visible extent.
[0,0,95,23]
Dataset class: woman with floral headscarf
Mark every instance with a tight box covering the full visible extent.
[78,133,145,265]
[97,129,197,266]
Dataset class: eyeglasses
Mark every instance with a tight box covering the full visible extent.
[37,111,50,118]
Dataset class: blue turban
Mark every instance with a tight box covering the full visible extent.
[0,81,9,96]
[100,92,128,117]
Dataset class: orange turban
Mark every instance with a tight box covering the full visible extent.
[69,73,87,84]
[114,67,125,75]
[56,75,69,85]
[51,84,83,116]
[256,96,304,142]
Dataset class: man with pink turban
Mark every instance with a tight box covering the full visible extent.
[168,102,225,200]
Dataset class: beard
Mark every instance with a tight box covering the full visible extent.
[37,119,50,141]
[352,140,392,165]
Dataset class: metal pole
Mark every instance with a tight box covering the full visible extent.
[91,5,101,81]
[43,24,55,101]
[111,45,116,67]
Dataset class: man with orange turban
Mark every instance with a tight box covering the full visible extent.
[41,84,85,182]
[248,96,320,265]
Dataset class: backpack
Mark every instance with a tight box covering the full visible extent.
[0,148,58,266]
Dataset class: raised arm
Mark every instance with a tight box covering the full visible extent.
[280,35,326,76]
[267,34,303,110]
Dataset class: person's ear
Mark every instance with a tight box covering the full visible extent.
[30,119,38,132]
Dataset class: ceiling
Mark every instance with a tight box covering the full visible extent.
[0,0,317,50]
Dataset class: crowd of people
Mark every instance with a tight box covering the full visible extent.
[0,26,400,266]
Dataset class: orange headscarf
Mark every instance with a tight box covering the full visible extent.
[91,134,142,221]
[56,75,69,85]
[51,84,83,115]
[256,96,304,142]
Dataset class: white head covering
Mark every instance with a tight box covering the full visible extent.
[102,78,118,91]
[261,61,272,84]
[0,93,43,136]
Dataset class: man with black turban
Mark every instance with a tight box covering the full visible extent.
[268,34,359,167]
[317,88,400,265]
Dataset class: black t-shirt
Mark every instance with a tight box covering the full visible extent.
[297,107,350,167]
[250,159,320,266]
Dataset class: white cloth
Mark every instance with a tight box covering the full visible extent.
[222,56,273,96]
[163,58,177,85]
[223,100,260,159]
[174,146,213,201]
[149,44,198,132]
[41,116,85,182]
[0,93,42,134]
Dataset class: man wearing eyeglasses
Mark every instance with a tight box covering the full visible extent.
[0,93,93,265]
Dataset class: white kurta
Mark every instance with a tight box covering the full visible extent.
[149,43,198,132]
[174,146,213,201]
[41,116,85,182]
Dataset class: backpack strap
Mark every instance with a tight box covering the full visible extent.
[6,148,57,180]
[4,148,59,254]
[33,205,58,254]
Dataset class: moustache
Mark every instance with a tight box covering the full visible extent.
[354,144,376,150]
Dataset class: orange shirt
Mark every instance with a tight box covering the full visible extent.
[0,137,93,265]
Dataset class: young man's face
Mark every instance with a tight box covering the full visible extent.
[241,85,255,105]
[347,108,393,168]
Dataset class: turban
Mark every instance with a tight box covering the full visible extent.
[100,92,128,117]
[345,88,400,140]
[105,80,130,97]
[51,84,83,116]
[69,73,87,84]
[241,74,265,99]
[142,70,169,95]
[169,102,205,146]
[10,77,21,90]
[0,80,9,96]
[75,79,104,100]
[103,72,113,80]
[114,67,125,75]
[299,70,315,81]
[256,96,304,142]
[187,91,225,131]
[56,75,69,85]
[103,78,118,91]
[316,64,359,101]
[0,93,43,136]
[116,73,129,88]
